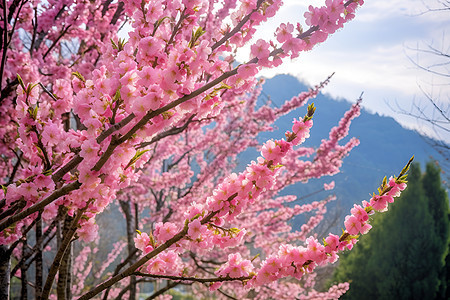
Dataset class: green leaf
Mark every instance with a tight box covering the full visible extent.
[117,38,127,51]
[72,71,86,83]
[229,227,241,234]
[188,27,205,48]
[382,176,387,188]
[124,149,150,170]
[303,103,316,121]
[17,74,26,91]
[399,155,414,177]
[110,38,118,50]
[153,16,170,33]
[26,83,39,95]
[113,88,121,102]
[27,106,38,119]
[251,253,260,262]
[43,169,53,176]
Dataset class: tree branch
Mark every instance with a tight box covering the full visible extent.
[0,181,81,232]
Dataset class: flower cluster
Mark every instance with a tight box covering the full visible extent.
[215,253,254,279]
[245,166,410,287]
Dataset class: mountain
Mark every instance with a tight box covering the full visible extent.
[238,74,445,234]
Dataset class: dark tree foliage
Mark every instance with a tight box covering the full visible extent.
[332,162,449,300]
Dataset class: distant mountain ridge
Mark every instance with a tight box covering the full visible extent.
[239,74,445,232]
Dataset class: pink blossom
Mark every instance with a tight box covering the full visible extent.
[77,219,99,243]
[344,215,361,235]
[261,139,282,162]
[41,123,61,147]
[134,232,151,251]
[350,204,369,222]
[187,219,205,240]
[154,222,178,243]
[275,23,294,43]
[250,39,270,60]
[324,181,335,190]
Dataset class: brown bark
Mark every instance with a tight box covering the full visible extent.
[35,214,43,297]
[21,236,28,300]
[119,200,137,300]
[0,245,11,300]
[57,214,73,300]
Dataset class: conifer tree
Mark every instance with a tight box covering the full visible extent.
[423,162,450,299]
[333,163,449,300]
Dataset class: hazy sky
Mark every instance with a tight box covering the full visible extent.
[235,0,450,143]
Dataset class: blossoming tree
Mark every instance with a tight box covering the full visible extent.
[0,0,412,299]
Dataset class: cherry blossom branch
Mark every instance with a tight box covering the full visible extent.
[1,143,24,192]
[52,155,83,182]
[101,0,114,16]
[79,209,221,299]
[91,67,239,172]
[6,0,26,50]
[10,221,57,275]
[7,0,21,23]
[133,272,253,283]
[51,114,135,182]
[137,114,196,149]
[39,200,93,300]
[166,8,187,51]
[217,288,239,300]
[110,2,124,25]
[16,0,357,190]
[38,82,58,101]
[146,281,179,300]
[0,181,81,232]
[211,0,265,52]
[0,0,8,91]
[43,25,72,60]
[101,248,139,300]
[0,77,18,104]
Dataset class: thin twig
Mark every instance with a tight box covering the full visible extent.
[43,25,72,60]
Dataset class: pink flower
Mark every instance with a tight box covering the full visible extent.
[370,195,389,212]
[41,123,61,147]
[154,222,178,243]
[344,215,361,235]
[77,219,98,243]
[289,119,313,145]
[261,139,282,162]
[80,139,100,161]
[187,219,205,240]
[324,181,335,190]
[350,204,369,222]
[237,63,259,80]
[276,23,294,43]
[282,37,306,57]
[250,39,270,60]
[324,234,340,253]
[134,232,150,251]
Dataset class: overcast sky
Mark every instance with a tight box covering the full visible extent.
[235,0,450,143]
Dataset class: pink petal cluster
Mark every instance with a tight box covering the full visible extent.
[215,253,254,278]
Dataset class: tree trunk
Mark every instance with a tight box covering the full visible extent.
[35,214,43,298]
[119,200,137,300]
[57,214,73,300]
[0,245,11,299]
[21,238,28,300]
